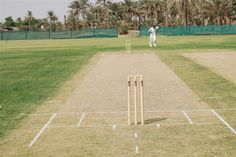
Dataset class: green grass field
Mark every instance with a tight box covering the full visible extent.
[0,35,236,156]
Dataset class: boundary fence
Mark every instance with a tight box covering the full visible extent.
[1,25,236,40]
[140,25,236,36]
[0,28,118,40]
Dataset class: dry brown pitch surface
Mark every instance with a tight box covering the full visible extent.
[1,53,236,156]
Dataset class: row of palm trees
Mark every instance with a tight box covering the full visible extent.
[2,10,60,31]
[65,0,236,33]
[24,10,59,30]
[2,0,236,33]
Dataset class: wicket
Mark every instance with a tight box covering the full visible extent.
[126,40,131,53]
[128,75,144,125]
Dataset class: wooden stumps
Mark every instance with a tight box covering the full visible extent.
[126,40,131,54]
[128,75,144,125]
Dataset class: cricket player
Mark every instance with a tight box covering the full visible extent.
[148,25,159,47]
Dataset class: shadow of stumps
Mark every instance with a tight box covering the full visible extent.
[144,117,167,125]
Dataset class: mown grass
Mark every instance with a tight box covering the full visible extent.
[1,35,236,51]
[157,52,236,109]
[0,35,236,139]
[0,47,96,138]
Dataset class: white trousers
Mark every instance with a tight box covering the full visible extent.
[149,34,156,47]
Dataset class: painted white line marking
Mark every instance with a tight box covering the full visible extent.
[86,111,128,114]
[29,113,57,147]
[86,124,114,127]
[46,100,62,103]
[134,133,138,138]
[112,125,116,130]
[135,146,139,154]
[146,110,180,113]
[146,108,236,112]
[48,125,77,128]
[5,108,235,117]
[77,113,85,127]
[182,110,193,124]
[45,122,229,129]
[214,108,236,111]
[211,110,236,136]
[28,113,53,116]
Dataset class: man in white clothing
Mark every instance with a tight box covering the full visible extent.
[148,25,159,47]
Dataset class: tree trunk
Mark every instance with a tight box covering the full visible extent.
[29,21,31,31]
[185,0,188,26]
[165,11,168,26]
[201,0,204,25]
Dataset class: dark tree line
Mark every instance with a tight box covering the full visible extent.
[1,0,236,33]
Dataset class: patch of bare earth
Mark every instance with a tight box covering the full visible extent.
[183,51,236,84]
[1,53,235,157]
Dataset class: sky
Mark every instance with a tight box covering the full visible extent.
[0,0,121,23]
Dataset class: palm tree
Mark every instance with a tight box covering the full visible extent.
[161,0,175,26]
[96,0,109,8]
[94,0,112,28]
[107,1,122,19]
[68,0,81,30]
[139,0,154,25]
[212,0,234,24]
[121,0,133,16]
[174,0,188,25]
[67,14,77,29]
[90,6,103,28]
[68,0,90,29]
[174,0,203,25]
[47,10,58,31]
[26,11,33,30]
[79,0,91,19]
[121,0,135,24]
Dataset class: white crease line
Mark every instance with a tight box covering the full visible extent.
[49,125,118,128]
[135,146,139,154]
[182,110,193,124]
[48,125,77,128]
[112,125,116,130]
[214,108,236,111]
[192,122,220,125]
[185,110,211,112]
[40,122,227,129]
[146,110,181,113]
[27,113,54,116]
[159,122,220,125]
[85,111,127,114]
[29,113,57,147]
[7,109,235,117]
[83,125,114,128]
[56,111,127,115]
[211,110,236,136]
[46,100,62,103]
[77,113,85,127]
[146,109,236,112]
[58,112,82,115]
[134,133,138,138]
